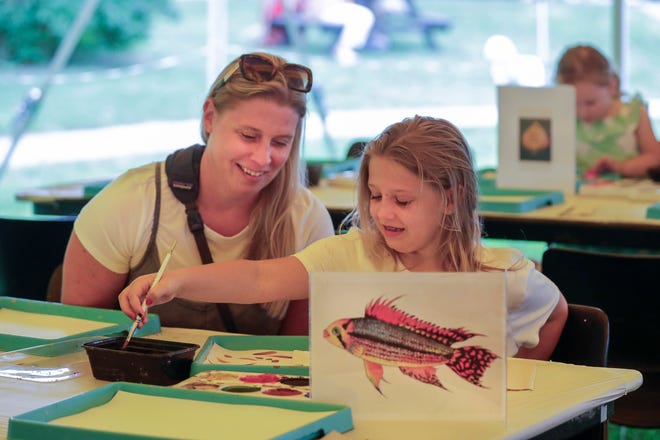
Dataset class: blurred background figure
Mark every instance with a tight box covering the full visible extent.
[483,34,547,87]
[263,0,375,66]
[555,44,660,177]
[309,0,374,65]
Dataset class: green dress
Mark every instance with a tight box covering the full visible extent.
[576,93,645,175]
[567,94,658,255]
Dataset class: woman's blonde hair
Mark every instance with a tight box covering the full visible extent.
[202,52,308,260]
[348,115,483,272]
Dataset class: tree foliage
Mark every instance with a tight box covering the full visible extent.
[0,0,178,64]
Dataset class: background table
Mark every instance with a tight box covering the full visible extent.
[17,176,660,250]
[479,193,660,249]
[310,183,660,250]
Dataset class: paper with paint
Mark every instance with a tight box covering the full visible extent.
[176,370,310,400]
[497,85,577,194]
[204,343,309,367]
[310,272,507,421]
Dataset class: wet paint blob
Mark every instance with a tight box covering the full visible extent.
[279,376,309,387]
[220,385,261,393]
[262,388,303,397]
[239,373,281,384]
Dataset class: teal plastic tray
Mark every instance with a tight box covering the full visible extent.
[8,382,353,440]
[647,202,660,220]
[477,170,565,213]
[191,335,309,377]
[478,188,564,213]
[0,297,160,352]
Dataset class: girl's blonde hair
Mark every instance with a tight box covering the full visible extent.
[202,52,308,260]
[555,45,620,96]
[349,115,483,272]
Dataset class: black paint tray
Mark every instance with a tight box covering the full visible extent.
[83,337,199,385]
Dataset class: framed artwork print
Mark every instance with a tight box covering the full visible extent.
[309,272,507,422]
[496,85,576,194]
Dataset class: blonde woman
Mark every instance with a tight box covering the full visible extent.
[62,52,334,335]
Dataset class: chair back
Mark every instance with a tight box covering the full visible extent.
[551,303,609,367]
[542,246,660,428]
[0,215,74,301]
[542,246,659,369]
[550,303,610,439]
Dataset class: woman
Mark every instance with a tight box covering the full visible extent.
[61,52,334,335]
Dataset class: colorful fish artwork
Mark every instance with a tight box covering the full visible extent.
[323,296,499,395]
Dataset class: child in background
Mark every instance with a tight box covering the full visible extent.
[555,44,660,178]
[119,115,567,360]
[263,0,375,66]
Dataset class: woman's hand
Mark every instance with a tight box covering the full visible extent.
[118,273,176,326]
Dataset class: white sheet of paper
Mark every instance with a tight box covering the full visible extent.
[497,85,576,194]
[310,272,507,421]
[51,390,334,439]
[204,343,309,367]
[0,308,113,339]
[506,357,536,391]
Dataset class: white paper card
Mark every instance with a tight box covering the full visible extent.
[0,308,113,339]
[497,85,576,194]
[310,272,506,421]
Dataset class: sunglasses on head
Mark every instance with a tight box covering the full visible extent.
[216,54,313,93]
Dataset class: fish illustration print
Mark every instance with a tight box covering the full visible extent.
[323,296,498,395]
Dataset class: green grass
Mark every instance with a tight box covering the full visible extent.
[1,1,658,134]
[1,1,659,214]
[609,423,660,440]
[2,0,660,237]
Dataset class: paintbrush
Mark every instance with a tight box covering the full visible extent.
[121,240,177,350]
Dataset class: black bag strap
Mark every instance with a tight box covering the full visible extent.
[165,144,237,332]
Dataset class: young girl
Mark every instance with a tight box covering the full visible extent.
[119,116,567,360]
[555,44,660,177]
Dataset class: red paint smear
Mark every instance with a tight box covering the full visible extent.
[240,374,281,384]
[253,351,277,355]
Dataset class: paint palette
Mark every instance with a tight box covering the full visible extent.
[176,370,310,401]
[477,173,564,213]
[191,335,309,376]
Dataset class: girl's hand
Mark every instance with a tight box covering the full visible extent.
[588,157,620,175]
